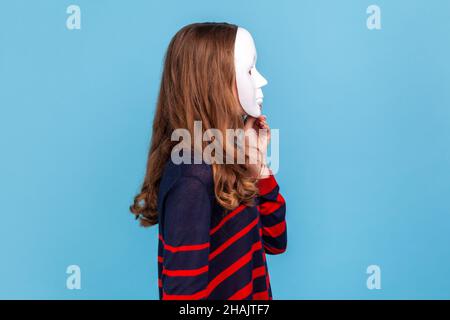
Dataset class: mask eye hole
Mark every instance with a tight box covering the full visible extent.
[248,68,252,75]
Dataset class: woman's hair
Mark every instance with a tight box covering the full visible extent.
[130,22,259,227]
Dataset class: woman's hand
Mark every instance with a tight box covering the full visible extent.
[243,115,272,178]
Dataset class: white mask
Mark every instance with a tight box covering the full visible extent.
[234,27,268,117]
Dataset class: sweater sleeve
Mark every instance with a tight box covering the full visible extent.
[257,175,287,255]
[160,176,211,300]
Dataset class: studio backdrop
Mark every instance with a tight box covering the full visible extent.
[1,0,449,299]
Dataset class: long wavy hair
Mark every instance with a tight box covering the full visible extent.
[130,22,259,227]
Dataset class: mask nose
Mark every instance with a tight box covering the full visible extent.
[252,68,268,89]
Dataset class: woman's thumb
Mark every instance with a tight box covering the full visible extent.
[244,116,257,130]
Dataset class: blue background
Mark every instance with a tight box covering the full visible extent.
[1,0,449,299]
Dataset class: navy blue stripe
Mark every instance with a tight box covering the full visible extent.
[259,205,286,227]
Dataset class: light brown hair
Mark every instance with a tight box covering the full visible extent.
[130,22,258,227]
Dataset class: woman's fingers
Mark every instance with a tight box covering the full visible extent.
[244,116,257,130]
[245,114,270,132]
[257,115,269,130]
[258,115,271,142]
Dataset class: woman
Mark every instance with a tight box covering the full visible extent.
[131,22,287,300]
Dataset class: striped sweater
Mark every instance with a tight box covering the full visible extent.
[157,159,287,300]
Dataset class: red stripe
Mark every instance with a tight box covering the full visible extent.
[252,266,266,279]
[253,290,269,300]
[162,241,263,300]
[209,217,259,260]
[158,279,162,288]
[228,281,253,300]
[263,243,286,254]
[210,205,246,235]
[159,234,209,253]
[158,256,163,263]
[162,288,208,300]
[258,194,285,215]
[257,175,277,195]
[229,266,267,300]
[262,221,286,238]
[206,241,262,294]
[162,265,208,277]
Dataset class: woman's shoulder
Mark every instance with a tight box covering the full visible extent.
[179,161,213,188]
[157,157,213,210]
